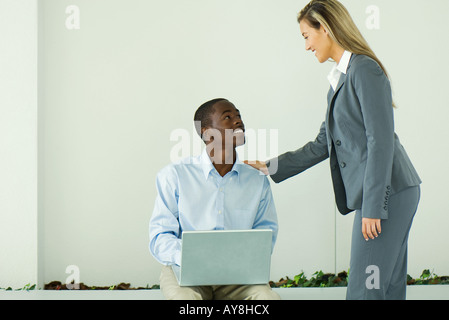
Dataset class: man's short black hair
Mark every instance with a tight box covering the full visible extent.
[194,98,227,138]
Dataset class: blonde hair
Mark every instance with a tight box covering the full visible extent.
[298,0,395,107]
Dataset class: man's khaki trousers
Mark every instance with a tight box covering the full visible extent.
[159,265,281,300]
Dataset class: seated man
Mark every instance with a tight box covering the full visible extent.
[149,98,280,300]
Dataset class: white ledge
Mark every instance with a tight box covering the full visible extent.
[1,285,448,300]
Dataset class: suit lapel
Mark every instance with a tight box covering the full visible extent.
[326,72,346,140]
[332,72,347,100]
[325,53,357,215]
[326,54,356,127]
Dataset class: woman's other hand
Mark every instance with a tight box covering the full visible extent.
[362,218,381,241]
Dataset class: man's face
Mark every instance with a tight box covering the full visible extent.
[203,100,245,148]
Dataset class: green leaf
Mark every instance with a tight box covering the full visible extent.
[294,272,306,286]
[420,269,431,279]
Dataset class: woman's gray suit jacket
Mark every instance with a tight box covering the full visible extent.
[267,54,421,219]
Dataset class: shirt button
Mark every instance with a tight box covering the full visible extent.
[336,140,341,146]
[220,188,223,192]
[218,210,222,215]
[340,162,346,168]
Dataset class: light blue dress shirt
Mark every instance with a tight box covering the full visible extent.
[149,149,278,266]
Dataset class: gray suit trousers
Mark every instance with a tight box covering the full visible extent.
[346,185,420,300]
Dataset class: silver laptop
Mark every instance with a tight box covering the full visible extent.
[171,229,272,286]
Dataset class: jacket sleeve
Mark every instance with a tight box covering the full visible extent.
[267,121,329,183]
[352,58,394,219]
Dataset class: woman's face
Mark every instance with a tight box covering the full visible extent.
[299,19,334,63]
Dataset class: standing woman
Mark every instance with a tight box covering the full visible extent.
[245,0,421,300]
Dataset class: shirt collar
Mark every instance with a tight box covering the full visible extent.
[200,148,242,180]
[327,50,352,90]
[337,50,352,74]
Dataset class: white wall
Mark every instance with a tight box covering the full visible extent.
[25,0,449,287]
[0,0,38,288]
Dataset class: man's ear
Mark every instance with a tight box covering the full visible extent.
[200,127,206,140]
[201,127,213,142]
